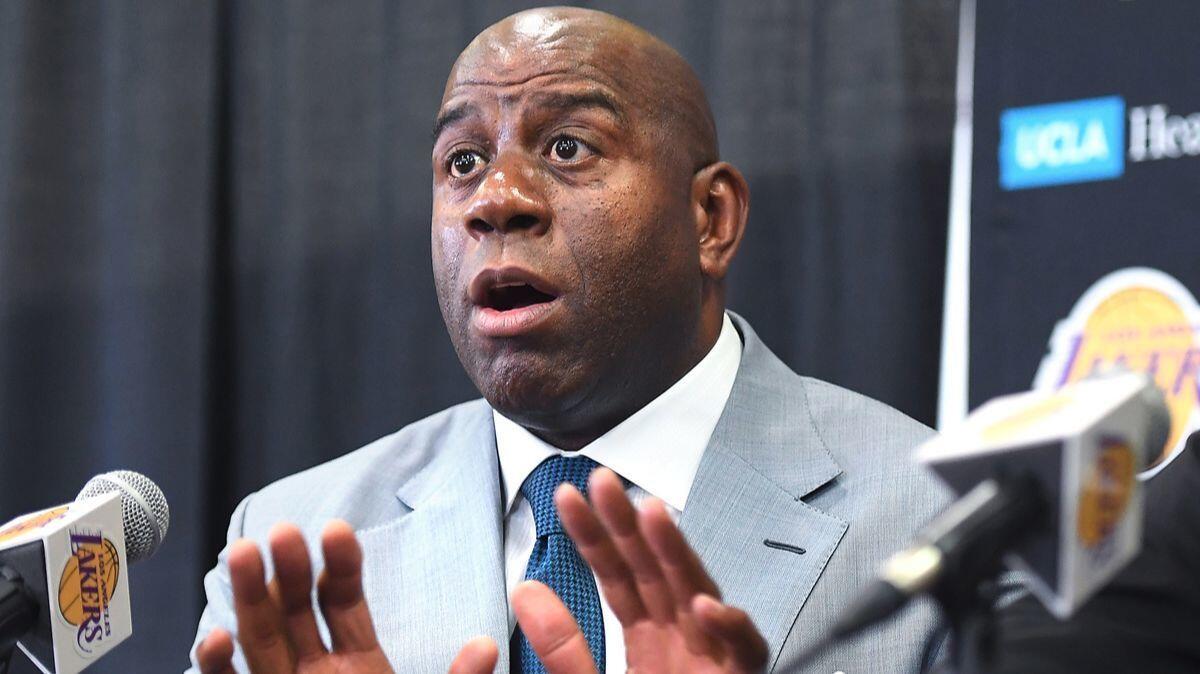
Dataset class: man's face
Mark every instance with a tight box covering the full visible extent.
[431,18,704,438]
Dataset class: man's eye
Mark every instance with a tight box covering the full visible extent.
[448,150,486,178]
[548,136,592,163]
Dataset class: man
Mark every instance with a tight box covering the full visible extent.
[190,7,947,673]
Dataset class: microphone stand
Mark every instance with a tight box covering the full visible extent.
[931,573,1004,674]
[923,475,1043,674]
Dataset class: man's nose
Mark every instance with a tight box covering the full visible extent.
[462,154,551,238]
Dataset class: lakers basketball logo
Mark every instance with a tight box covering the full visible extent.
[1034,267,1200,469]
[59,530,120,654]
[1076,438,1136,550]
[0,505,70,544]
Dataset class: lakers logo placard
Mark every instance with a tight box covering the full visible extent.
[59,530,120,654]
[1077,438,1136,550]
[1035,267,1200,469]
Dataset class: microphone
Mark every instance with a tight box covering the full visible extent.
[0,471,169,674]
[809,372,1168,658]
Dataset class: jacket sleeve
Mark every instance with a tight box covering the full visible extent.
[185,492,255,674]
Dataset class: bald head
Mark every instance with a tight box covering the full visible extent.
[430,6,749,449]
[443,6,718,168]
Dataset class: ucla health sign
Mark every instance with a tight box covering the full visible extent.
[999,96,1126,190]
[1000,95,1200,191]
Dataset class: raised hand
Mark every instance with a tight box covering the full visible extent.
[488,467,769,674]
[453,466,768,674]
[565,466,768,673]
[194,520,394,674]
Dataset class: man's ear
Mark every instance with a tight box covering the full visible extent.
[690,162,750,281]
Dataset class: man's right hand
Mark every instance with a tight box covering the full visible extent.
[194,520,395,674]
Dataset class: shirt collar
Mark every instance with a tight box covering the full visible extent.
[494,313,743,515]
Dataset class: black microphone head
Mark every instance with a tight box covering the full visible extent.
[76,471,169,563]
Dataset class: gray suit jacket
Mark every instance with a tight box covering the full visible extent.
[189,315,948,673]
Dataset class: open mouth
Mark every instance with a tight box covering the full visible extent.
[469,267,561,314]
[469,267,561,336]
[485,282,557,312]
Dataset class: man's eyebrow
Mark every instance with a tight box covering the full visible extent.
[432,102,479,144]
[527,90,625,122]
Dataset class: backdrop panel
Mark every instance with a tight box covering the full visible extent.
[965,0,1200,466]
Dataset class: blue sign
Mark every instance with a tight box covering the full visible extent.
[999,96,1126,190]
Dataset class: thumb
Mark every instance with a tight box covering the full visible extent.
[448,636,499,674]
[512,581,599,674]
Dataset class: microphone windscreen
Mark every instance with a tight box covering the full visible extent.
[77,471,169,563]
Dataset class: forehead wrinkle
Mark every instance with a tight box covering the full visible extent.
[454,83,626,118]
[445,61,624,99]
[442,70,633,125]
[523,89,626,124]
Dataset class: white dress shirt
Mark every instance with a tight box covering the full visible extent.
[493,313,742,673]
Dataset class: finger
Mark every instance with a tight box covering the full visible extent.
[638,498,721,655]
[639,498,721,599]
[195,628,237,674]
[268,523,327,661]
[587,468,675,623]
[316,519,381,653]
[512,581,599,674]
[555,482,649,624]
[228,539,294,671]
[447,636,499,674]
[694,594,770,673]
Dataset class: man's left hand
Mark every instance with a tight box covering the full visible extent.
[455,467,769,674]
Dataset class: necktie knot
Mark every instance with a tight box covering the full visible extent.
[521,455,598,538]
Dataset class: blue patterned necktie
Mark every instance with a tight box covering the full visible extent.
[512,455,605,673]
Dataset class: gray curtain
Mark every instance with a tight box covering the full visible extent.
[0,2,957,671]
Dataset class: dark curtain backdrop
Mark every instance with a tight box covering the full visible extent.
[0,1,957,671]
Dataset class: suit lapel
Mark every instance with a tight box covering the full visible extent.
[681,314,848,672]
[357,408,512,672]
